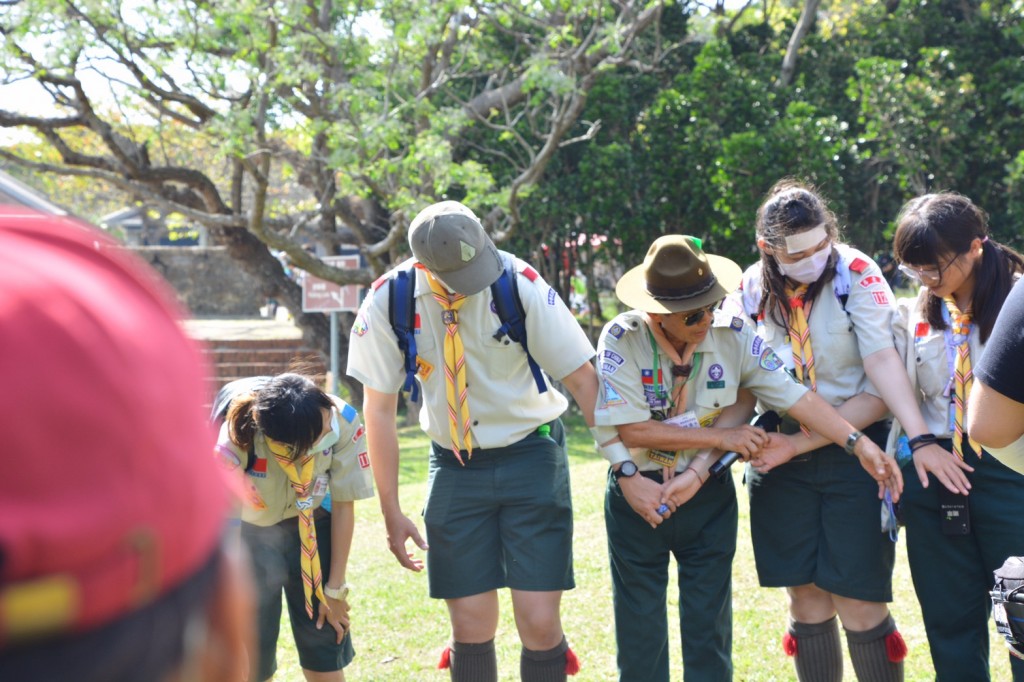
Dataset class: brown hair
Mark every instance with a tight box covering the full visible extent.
[755,179,842,327]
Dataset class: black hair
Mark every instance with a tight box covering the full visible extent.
[227,373,333,458]
[0,547,221,682]
[755,179,842,327]
[893,192,1024,343]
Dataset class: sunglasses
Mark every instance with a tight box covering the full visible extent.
[681,302,720,326]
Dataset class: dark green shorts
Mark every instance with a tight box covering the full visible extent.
[746,421,894,602]
[423,419,574,599]
[242,512,355,680]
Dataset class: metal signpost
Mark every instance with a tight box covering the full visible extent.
[300,253,362,395]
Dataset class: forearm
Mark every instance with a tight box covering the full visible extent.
[561,361,599,428]
[864,347,930,437]
[327,500,354,588]
[617,419,725,452]
[787,391,887,455]
[363,388,403,517]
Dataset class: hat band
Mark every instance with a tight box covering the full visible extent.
[646,275,718,301]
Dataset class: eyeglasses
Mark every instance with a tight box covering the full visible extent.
[898,253,962,285]
[682,302,719,327]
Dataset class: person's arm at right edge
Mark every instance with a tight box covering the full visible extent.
[362,386,428,571]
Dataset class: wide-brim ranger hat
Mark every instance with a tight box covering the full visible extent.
[408,200,503,295]
[615,234,742,314]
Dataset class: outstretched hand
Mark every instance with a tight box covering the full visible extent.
[384,512,429,572]
[913,443,973,495]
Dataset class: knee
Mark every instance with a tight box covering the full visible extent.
[788,585,836,622]
[514,609,563,650]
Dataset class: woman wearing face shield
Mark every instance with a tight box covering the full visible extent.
[732,180,913,682]
[213,373,375,682]
[889,193,1024,681]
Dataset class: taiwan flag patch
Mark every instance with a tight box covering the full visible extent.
[915,322,930,338]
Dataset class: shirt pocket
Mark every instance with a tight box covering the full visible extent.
[695,368,738,414]
[913,337,948,399]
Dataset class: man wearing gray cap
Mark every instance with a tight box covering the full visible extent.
[348,200,604,682]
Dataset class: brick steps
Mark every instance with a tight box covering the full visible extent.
[196,337,326,393]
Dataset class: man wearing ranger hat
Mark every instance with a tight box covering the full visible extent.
[595,234,901,682]
[348,200,608,682]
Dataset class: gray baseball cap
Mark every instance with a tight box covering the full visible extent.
[408,201,503,295]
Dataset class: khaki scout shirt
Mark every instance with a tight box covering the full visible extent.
[594,310,807,473]
[216,395,375,526]
[346,254,596,448]
[893,288,987,439]
[736,245,894,407]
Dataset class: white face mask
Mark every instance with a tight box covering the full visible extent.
[777,244,831,284]
[311,409,341,453]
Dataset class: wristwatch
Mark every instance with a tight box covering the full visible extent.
[613,460,639,480]
[324,583,350,601]
[844,430,866,455]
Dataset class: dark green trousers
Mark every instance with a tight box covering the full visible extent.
[605,469,737,682]
[902,441,1024,681]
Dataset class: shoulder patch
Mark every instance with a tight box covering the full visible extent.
[547,287,557,305]
[859,275,883,288]
[608,323,626,339]
[602,379,627,406]
[339,403,358,423]
[353,312,369,336]
[522,266,539,282]
[371,274,389,291]
[759,347,785,371]
[751,335,765,357]
[729,316,743,331]
[871,290,891,306]
[849,257,869,274]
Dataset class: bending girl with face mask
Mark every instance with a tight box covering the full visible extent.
[731,179,918,682]
[213,373,375,682]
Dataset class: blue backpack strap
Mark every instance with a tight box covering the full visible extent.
[388,266,421,402]
[490,255,547,394]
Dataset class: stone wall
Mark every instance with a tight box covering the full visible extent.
[132,246,264,316]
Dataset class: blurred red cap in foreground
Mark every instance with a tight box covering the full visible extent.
[0,207,228,644]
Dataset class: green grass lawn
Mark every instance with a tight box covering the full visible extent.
[269,413,1012,681]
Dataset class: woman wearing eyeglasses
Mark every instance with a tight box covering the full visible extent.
[213,373,375,682]
[734,179,921,682]
[889,192,1024,681]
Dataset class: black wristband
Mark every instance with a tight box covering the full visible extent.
[907,433,938,452]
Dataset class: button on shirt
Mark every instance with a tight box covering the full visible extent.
[737,245,894,407]
[215,396,375,526]
[347,254,596,448]
[595,310,807,472]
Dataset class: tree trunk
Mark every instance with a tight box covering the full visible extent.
[778,0,821,88]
